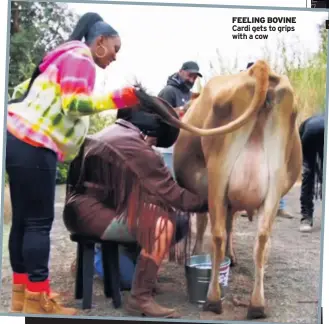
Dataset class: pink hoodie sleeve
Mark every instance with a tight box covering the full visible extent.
[57,48,140,117]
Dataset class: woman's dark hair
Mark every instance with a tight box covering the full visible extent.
[8,62,42,104]
[9,12,118,104]
[69,12,119,44]
[69,12,104,42]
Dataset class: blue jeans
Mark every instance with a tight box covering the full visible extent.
[279,198,286,210]
[162,152,175,178]
[6,131,57,282]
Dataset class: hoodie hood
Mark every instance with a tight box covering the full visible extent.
[39,40,92,73]
[166,73,191,93]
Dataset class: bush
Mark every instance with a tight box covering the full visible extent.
[56,161,70,185]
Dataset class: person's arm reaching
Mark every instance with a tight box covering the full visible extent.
[58,49,139,117]
[130,144,208,213]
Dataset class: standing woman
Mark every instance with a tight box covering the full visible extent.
[6,12,143,315]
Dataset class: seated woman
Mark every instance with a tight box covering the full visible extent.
[92,206,190,292]
[63,98,208,318]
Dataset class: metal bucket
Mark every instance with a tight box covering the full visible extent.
[185,254,231,304]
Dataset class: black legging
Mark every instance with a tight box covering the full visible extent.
[5,131,57,282]
[299,114,325,223]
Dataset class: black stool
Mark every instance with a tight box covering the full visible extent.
[70,233,135,310]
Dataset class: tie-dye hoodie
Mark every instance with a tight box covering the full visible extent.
[7,40,138,162]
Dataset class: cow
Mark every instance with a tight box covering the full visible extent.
[167,60,303,319]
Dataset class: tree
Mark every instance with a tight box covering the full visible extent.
[9,2,78,95]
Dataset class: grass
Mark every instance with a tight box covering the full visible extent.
[207,30,327,126]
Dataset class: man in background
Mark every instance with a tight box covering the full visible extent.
[157,61,203,174]
[158,61,202,109]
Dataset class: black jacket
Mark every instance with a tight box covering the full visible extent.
[299,113,325,148]
[158,73,192,108]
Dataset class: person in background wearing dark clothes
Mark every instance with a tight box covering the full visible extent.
[157,61,202,175]
[158,61,202,108]
[299,113,325,232]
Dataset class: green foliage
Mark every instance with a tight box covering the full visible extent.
[4,173,9,185]
[88,112,117,135]
[9,1,78,96]
[56,161,70,185]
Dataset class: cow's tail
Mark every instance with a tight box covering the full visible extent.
[135,60,270,137]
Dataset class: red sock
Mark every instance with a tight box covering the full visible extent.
[27,279,50,295]
[13,273,28,285]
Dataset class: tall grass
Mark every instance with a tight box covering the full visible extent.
[207,25,327,126]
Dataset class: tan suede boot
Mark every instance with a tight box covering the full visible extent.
[11,284,61,312]
[11,284,25,313]
[125,255,179,318]
[23,289,77,315]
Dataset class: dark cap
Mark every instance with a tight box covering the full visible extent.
[246,62,254,69]
[181,61,202,77]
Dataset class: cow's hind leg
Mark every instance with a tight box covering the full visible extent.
[192,212,208,255]
[247,197,279,319]
[203,196,227,314]
[226,210,237,266]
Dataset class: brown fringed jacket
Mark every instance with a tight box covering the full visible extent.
[63,119,208,253]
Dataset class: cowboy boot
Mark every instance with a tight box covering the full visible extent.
[125,255,179,318]
[151,280,163,296]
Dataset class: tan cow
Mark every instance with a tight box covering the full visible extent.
[167,60,302,319]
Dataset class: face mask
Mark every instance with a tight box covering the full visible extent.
[184,80,194,90]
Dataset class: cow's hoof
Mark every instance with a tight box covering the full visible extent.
[203,300,223,314]
[247,306,266,319]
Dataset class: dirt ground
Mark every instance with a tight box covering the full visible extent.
[0,184,322,323]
